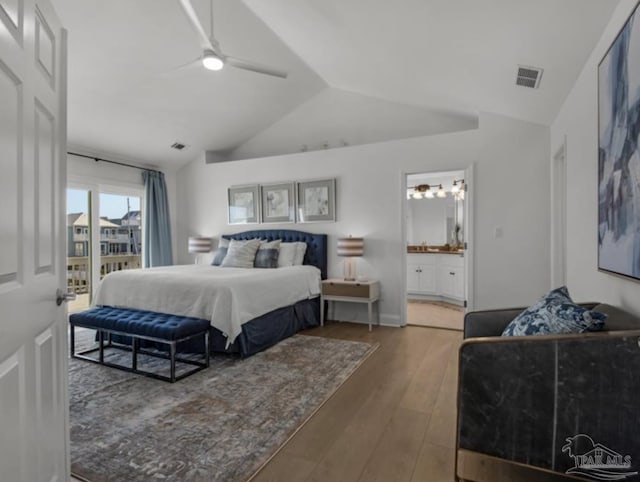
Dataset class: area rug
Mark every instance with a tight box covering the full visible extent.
[69,333,377,482]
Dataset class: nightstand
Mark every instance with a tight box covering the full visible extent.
[321,278,380,331]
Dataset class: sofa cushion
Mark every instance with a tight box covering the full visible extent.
[502,286,607,336]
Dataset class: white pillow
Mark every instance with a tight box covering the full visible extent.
[277,242,298,267]
[293,242,307,265]
[221,239,260,268]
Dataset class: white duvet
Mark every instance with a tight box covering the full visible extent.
[93,265,321,345]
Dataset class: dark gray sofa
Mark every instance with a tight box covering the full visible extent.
[457,303,640,482]
[463,303,640,338]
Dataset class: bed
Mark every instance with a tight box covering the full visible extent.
[92,229,327,357]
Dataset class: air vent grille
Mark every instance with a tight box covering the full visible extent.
[516,65,543,89]
[171,142,187,150]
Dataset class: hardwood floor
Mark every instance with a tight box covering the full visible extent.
[253,322,569,482]
[252,322,461,482]
[406,300,464,331]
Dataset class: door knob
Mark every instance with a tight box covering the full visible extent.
[56,289,77,306]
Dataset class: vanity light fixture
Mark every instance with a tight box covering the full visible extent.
[407,184,433,199]
[408,180,464,200]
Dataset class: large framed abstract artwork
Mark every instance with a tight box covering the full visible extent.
[598,2,640,281]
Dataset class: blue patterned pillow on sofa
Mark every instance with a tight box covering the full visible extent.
[502,286,607,336]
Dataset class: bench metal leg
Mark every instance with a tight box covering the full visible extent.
[170,342,176,383]
[70,324,76,358]
[98,330,104,364]
[132,337,138,371]
[204,331,210,367]
[70,323,210,383]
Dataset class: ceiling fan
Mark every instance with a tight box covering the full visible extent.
[176,0,288,79]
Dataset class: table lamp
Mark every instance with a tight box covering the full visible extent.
[188,236,212,264]
[337,236,364,281]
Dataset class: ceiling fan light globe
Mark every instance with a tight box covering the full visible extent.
[202,53,224,71]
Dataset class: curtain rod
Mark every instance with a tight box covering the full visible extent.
[67,151,161,173]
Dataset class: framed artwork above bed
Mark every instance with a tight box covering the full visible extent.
[261,182,295,223]
[597,2,640,281]
[296,178,336,222]
[228,185,260,224]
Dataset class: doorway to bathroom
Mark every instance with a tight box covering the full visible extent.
[403,168,473,330]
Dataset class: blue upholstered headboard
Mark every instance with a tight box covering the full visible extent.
[223,230,328,279]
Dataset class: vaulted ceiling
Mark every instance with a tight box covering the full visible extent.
[52,0,620,169]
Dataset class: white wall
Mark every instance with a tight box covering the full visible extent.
[551,0,640,315]
[177,112,550,326]
[226,87,478,161]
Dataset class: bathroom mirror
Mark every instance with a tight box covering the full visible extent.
[406,171,464,247]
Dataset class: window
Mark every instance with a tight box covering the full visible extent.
[74,243,85,257]
[67,188,91,313]
[67,184,143,313]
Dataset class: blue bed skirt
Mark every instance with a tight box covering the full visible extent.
[210,296,320,356]
[108,297,320,358]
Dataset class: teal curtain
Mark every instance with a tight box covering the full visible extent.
[142,170,173,267]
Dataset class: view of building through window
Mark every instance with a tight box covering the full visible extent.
[66,189,142,312]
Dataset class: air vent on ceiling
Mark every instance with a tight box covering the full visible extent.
[170,141,188,150]
[516,65,543,89]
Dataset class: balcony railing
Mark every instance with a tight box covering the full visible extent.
[72,233,133,243]
[67,254,142,294]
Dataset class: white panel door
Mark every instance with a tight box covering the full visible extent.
[0,0,68,480]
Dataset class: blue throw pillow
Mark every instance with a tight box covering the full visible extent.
[502,286,607,336]
[254,248,279,268]
[211,238,230,266]
[254,239,281,269]
[211,247,227,266]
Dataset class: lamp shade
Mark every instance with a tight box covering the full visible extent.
[188,236,212,254]
[337,237,364,257]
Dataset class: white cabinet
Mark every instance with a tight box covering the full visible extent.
[407,253,464,302]
[439,265,464,300]
[407,261,437,294]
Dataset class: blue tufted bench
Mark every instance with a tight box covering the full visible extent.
[69,306,210,382]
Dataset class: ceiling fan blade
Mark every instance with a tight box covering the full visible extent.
[226,56,288,79]
[177,0,217,53]
[159,57,202,76]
